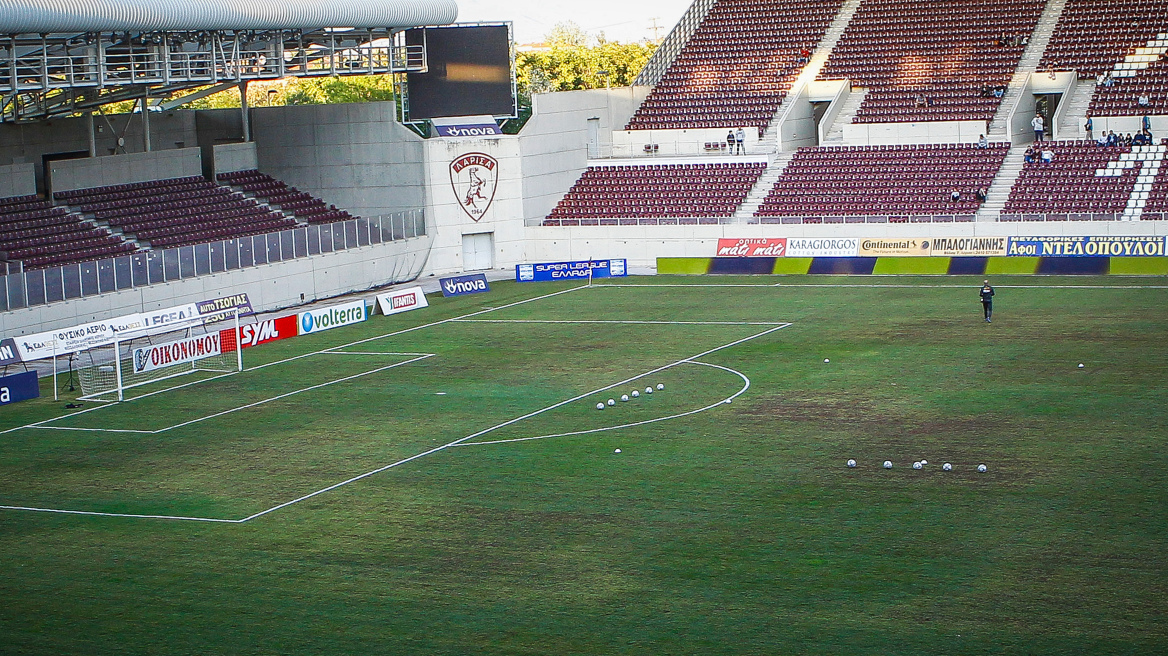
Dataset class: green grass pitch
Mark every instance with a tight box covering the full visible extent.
[1,275,1166,654]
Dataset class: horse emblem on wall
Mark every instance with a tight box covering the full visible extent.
[449,152,499,222]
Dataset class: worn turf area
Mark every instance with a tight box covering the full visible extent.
[0,275,1165,654]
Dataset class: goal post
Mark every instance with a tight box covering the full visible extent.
[76,309,243,402]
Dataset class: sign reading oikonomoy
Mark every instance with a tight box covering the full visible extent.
[440,273,490,297]
[298,300,367,335]
[1007,236,1167,257]
[376,287,429,316]
[132,333,222,373]
[516,259,629,282]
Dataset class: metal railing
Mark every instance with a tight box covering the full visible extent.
[1,210,425,312]
[633,0,718,88]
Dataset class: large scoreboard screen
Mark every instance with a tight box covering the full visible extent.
[405,25,515,120]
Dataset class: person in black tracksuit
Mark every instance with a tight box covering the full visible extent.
[980,280,995,322]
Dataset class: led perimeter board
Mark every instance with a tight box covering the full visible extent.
[405,24,516,120]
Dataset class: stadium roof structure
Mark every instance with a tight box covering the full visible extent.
[0,0,458,121]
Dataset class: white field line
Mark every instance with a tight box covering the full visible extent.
[456,361,750,447]
[0,321,790,523]
[1,285,590,437]
[599,282,1168,290]
[453,319,784,326]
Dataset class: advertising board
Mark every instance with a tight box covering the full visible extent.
[375,287,429,316]
[516,259,629,282]
[440,274,490,297]
[220,314,299,351]
[298,300,367,335]
[132,333,222,374]
[198,293,254,323]
[716,238,787,257]
[0,338,19,365]
[785,238,860,257]
[929,237,1008,257]
[858,239,933,257]
[1007,236,1167,257]
[0,371,39,406]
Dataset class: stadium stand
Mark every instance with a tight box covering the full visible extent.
[1000,141,1167,220]
[1089,54,1168,117]
[544,162,766,224]
[0,194,136,269]
[817,0,1046,123]
[624,0,844,135]
[753,143,1009,222]
[217,170,357,224]
[1040,0,1168,79]
[54,177,298,249]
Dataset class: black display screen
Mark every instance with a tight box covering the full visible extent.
[405,25,515,120]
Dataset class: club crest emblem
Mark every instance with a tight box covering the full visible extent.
[450,152,498,222]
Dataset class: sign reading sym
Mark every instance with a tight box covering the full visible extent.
[450,152,498,222]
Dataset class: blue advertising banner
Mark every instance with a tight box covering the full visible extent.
[0,370,39,406]
[0,338,19,366]
[1007,236,1167,257]
[516,259,628,282]
[440,273,491,297]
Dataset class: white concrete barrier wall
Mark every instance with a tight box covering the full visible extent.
[48,147,204,193]
[0,162,36,198]
[212,142,259,176]
[844,120,988,145]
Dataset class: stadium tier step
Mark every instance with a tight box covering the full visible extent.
[217,170,358,225]
[734,153,794,219]
[820,88,869,144]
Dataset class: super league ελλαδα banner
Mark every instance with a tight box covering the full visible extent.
[516,259,628,282]
[1007,236,1167,257]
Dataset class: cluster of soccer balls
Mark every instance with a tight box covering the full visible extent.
[846,459,987,473]
[597,383,665,410]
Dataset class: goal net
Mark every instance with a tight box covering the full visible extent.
[75,309,242,401]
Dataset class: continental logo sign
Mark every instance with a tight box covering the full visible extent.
[930,237,1007,257]
[1007,236,1167,257]
[858,239,932,257]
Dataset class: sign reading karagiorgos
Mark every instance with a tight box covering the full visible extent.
[516,259,628,282]
[1007,236,1167,257]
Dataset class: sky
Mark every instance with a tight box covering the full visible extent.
[454,0,693,44]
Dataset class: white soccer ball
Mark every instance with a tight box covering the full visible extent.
[846,459,857,468]
[824,358,830,363]
[614,449,621,454]
[607,399,615,406]
[621,394,629,402]
[645,386,653,394]
[656,383,665,390]
[942,463,952,471]
[1078,363,1085,368]
[913,461,922,470]
[883,460,893,469]
[920,459,928,466]
[977,464,988,473]
[596,403,605,410]
[631,390,640,398]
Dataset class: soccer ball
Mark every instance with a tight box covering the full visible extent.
[920,459,928,466]
[977,464,988,473]
[596,403,605,410]
[645,386,653,394]
[847,459,857,468]
[942,463,952,471]
[657,383,665,390]
[1078,363,1085,368]
[824,358,830,363]
[621,394,629,402]
[913,461,922,470]
[607,399,615,406]
[631,390,640,398]
[614,449,621,454]
[883,460,893,469]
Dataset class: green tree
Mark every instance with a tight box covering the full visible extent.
[516,24,656,95]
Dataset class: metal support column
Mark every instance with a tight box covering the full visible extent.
[140,96,151,151]
[239,81,250,142]
[86,111,96,156]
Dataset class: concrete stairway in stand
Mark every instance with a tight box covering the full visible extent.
[820,88,869,144]
[976,144,1028,221]
[733,152,794,220]
[987,0,1069,138]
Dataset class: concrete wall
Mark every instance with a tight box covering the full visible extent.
[844,120,988,145]
[48,147,203,193]
[523,221,1168,268]
[0,162,36,198]
[251,102,426,218]
[813,81,850,146]
[611,126,761,157]
[211,142,259,177]
[0,234,432,337]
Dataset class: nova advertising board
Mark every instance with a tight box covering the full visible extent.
[0,371,39,406]
[198,293,254,323]
[219,314,299,351]
[929,237,1008,257]
[785,238,860,257]
[376,287,429,316]
[132,333,222,374]
[440,273,490,297]
[858,238,934,257]
[716,238,787,257]
[299,300,367,335]
[0,338,20,365]
[1007,236,1167,257]
[516,259,629,282]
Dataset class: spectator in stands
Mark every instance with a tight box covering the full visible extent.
[726,130,735,153]
[1041,148,1054,164]
[735,127,746,155]
[1102,73,1115,88]
[1032,113,1044,142]
[1096,72,1107,86]
[914,93,927,108]
[1024,147,1035,163]
[993,86,1005,99]
[1048,62,1058,80]
[1084,117,1093,140]
[975,187,988,202]
[1143,115,1152,133]
[1133,131,1148,146]
[1097,130,1109,146]
[950,188,962,202]
[980,84,993,98]
[1107,130,1118,147]
[1124,133,1134,146]
[1138,93,1151,108]
[796,47,811,64]
[977,134,989,149]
